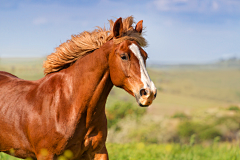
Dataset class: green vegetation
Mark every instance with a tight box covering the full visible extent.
[106,106,240,144]
[177,121,221,142]
[1,142,240,160]
[106,102,146,129]
[171,112,189,119]
[107,142,240,160]
[228,105,240,111]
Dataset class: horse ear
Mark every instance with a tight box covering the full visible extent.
[113,17,123,38]
[135,20,143,33]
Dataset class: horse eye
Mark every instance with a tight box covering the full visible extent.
[121,54,128,60]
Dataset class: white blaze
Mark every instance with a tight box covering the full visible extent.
[129,43,156,91]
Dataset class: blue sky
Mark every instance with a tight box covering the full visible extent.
[0,0,240,64]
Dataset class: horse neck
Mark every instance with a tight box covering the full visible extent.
[65,41,114,127]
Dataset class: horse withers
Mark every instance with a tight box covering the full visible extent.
[0,16,157,160]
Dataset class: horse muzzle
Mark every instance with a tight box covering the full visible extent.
[135,87,157,107]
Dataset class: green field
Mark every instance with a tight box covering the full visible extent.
[107,67,240,120]
[107,142,240,160]
[0,58,45,80]
[0,58,240,159]
[1,142,240,160]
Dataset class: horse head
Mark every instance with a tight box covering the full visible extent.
[109,18,157,107]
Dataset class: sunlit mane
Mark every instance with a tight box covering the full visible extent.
[43,16,148,74]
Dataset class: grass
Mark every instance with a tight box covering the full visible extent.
[1,143,240,160]
[107,142,240,160]
[0,153,20,160]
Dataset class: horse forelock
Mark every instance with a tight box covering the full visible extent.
[43,16,148,75]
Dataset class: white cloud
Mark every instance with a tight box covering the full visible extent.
[152,0,240,13]
[212,1,219,11]
[33,17,48,25]
[153,0,170,11]
[153,0,196,12]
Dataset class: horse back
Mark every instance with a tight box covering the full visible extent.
[0,71,19,79]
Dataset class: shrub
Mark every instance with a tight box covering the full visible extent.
[177,121,199,138]
[227,105,240,111]
[177,121,221,142]
[198,127,221,141]
[128,122,160,144]
[172,112,189,120]
[107,103,240,144]
[107,115,179,144]
[106,102,146,129]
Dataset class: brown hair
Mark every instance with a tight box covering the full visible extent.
[43,16,148,74]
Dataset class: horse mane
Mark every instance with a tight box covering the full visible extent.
[43,16,148,75]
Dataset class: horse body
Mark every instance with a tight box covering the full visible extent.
[0,17,157,160]
[0,41,113,159]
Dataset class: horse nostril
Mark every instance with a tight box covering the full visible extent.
[154,90,157,98]
[139,88,149,97]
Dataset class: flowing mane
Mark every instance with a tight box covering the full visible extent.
[43,16,148,74]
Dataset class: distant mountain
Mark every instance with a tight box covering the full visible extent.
[148,57,240,69]
[216,57,240,67]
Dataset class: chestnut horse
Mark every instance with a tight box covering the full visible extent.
[0,16,156,160]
